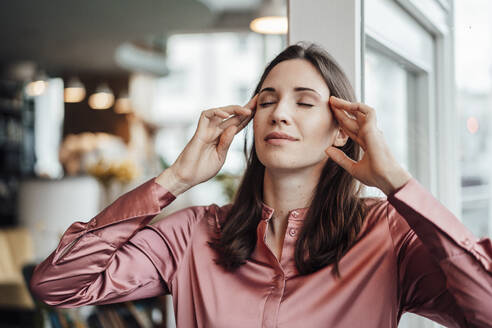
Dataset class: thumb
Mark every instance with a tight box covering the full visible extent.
[217,125,238,158]
[325,146,356,175]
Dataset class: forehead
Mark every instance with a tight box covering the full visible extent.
[260,59,330,98]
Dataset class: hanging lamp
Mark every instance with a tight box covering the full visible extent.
[250,0,288,35]
[88,83,114,110]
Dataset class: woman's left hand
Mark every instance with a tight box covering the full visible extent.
[325,96,412,196]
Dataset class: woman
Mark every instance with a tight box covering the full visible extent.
[31,43,492,327]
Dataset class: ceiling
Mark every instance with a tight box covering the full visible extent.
[0,0,261,76]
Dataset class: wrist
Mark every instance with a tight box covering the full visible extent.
[155,167,191,196]
[379,168,412,196]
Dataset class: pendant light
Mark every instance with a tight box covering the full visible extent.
[88,83,114,110]
[114,91,132,114]
[25,70,49,97]
[250,0,288,35]
[64,77,86,103]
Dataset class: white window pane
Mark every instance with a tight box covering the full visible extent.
[364,49,409,197]
[365,49,409,170]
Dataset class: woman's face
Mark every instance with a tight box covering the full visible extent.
[253,58,347,171]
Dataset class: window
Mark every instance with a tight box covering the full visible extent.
[456,0,492,238]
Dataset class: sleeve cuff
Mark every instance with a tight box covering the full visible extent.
[386,178,411,200]
[87,176,176,231]
[152,177,177,210]
[387,178,478,259]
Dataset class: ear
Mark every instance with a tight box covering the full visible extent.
[333,128,349,147]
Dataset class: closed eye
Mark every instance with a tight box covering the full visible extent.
[259,102,276,107]
[259,102,314,108]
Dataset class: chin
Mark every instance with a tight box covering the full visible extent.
[258,153,312,170]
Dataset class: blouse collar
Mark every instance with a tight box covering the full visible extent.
[260,201,309,222]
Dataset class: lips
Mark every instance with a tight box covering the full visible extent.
[264,131,298,141]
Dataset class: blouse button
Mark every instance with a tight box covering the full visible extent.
[463,238,471,246]
[289,228,297,237]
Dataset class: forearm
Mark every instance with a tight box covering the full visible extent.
[30,177,176,306]
[388,178,492,326]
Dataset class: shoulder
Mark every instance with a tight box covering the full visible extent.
[150,202,232,234]
[362,196,387,216]
[360,196,388,227]
[361,196,413,241]
[204,203,233,231]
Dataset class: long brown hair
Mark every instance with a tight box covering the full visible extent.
[208,42,369,278]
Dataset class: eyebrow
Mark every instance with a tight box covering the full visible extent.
[258,87,321,96]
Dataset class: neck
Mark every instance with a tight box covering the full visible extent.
[262,161,324,226]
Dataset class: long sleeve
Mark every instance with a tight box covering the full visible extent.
[387,178,492,327]
[29,177,186,307]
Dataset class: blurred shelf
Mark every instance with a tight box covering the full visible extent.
[0,79,35,226]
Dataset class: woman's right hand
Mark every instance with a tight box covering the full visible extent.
[157,94,258,195]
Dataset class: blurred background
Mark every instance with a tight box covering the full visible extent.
[0,0,490,327]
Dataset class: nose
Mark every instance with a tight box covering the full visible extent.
[269,99,292,125]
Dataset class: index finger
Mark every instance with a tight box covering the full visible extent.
[330,96,371,115]
[244,93,259,111]
[328,99,356,121]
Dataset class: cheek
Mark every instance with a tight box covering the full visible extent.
[252,112,266,134]
[252,116,262,144]
[303,115,334,141]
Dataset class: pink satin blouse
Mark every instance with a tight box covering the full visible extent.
[30,177,492,327]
